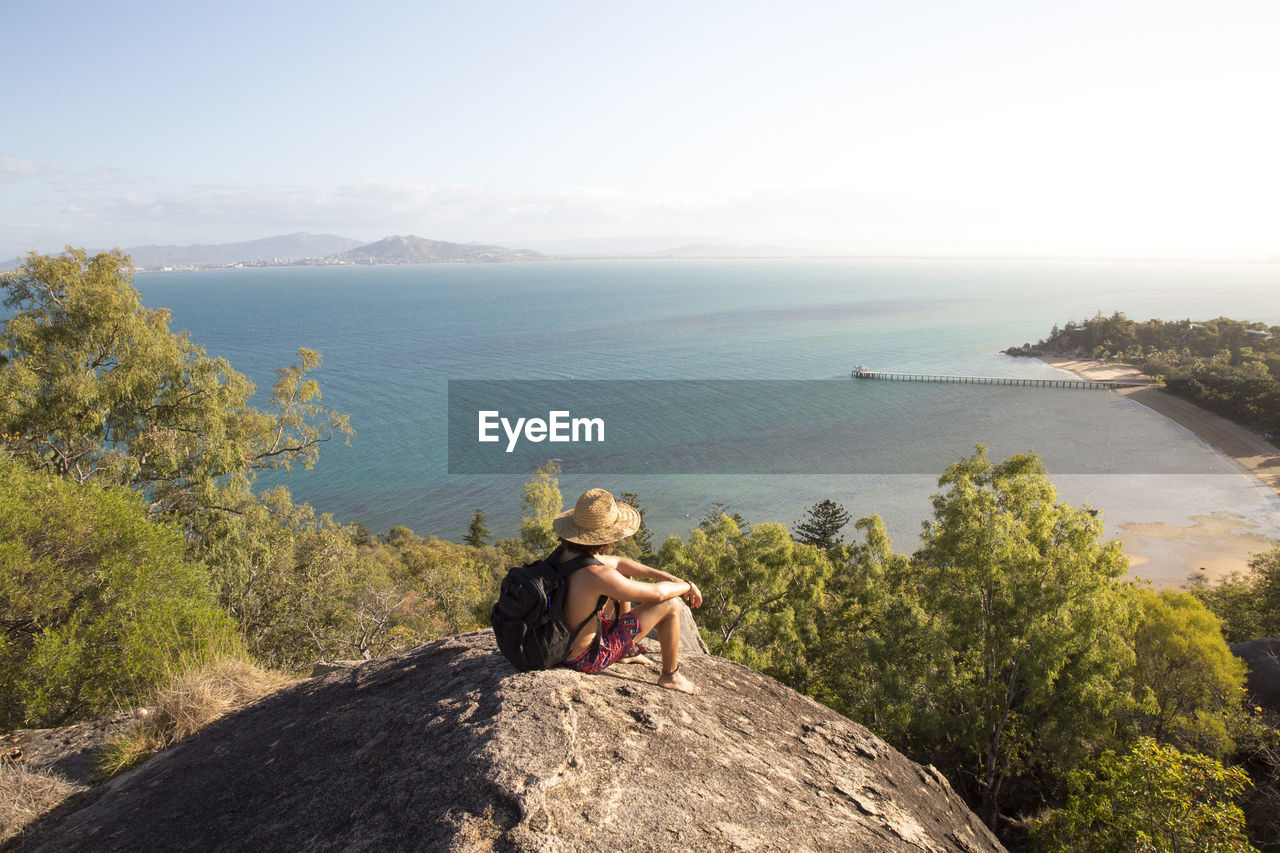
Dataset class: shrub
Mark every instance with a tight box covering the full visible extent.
[0,451,240,729]
[1033,737,1255,852]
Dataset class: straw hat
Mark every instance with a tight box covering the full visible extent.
[552,488,641,545]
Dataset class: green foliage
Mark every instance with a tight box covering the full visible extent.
[698,502,745,531]
[1131,588,1247,758]
[1245,544,1280,634]
[1038,313,1280,438]
[792,498,852,551]
[463,508,491,548]
[808,515,933,741]
[388,536,495,639]
[1189,543,1280,642]
[193,486,470,669]
[194,486,369,669]
[658,516,831,686]
[350,522,373,547]
[909,446,1137,827]
[0,451,238,729]
[1033,737,1256,853]
[520,460,562,553]
[0,248,352,518]
[197,500,501,669]
[490,536,537,569]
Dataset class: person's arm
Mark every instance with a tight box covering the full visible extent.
[589,565,691,605]
[595,554,677,582]
[592,555,702,608]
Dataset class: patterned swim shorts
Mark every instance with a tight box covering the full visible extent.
[562,613,644,675]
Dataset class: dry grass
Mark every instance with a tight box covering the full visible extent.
[0,764,84,845]
[96,657,290,781]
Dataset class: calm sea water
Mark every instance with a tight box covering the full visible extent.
[134,259,1280,560]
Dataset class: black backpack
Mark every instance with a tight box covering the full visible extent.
[490,547,608,671]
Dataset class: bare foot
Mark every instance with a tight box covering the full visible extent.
[617,654,658,668]
[658,670,700,695]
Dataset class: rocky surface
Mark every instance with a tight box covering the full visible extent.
[2,713,137,787]
[1232,638,1280,713]
[19,631,1003,852]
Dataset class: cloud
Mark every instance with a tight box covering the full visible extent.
[9,174,1276,260]
[75,180,739,245]
[1,157,65,181]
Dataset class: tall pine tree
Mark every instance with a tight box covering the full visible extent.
[463,508,491,547]
[792,499,851,550]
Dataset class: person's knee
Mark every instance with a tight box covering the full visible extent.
[635,597,679,635]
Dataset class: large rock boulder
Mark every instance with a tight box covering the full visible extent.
[1232,638,1280,712]
[21,631,1003,852]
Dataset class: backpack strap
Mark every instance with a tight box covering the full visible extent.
[567,594,610,648]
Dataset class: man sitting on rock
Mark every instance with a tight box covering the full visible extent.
[554,488,703,695]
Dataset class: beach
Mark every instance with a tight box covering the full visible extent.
[1041,355,1280,587]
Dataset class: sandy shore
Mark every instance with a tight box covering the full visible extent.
[1040,355,1280,496]
[1040,355,1279,587]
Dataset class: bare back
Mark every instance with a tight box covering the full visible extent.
[558,551,614,658]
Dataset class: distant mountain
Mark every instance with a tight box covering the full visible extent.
[341,235,545,263]
[650,242,827,259]
[126,233,364,269]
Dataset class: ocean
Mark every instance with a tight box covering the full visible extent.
[134,259,1280,578]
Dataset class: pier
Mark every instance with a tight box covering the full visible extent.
[850,367,1154,390]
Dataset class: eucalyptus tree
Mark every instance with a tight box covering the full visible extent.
[659,516,832,687]
[0,248,351,520]
[910,446,1138,829]
[520,460,562,553]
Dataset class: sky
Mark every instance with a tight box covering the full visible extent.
[3,0,1278,260]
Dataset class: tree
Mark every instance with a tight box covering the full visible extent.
[392,538,495,639]
[792,498,852,551]
[1033,738,1255,853]
[520,460,561,553]
[1243,544,1280,636]
[350,522,373,547]
[0,248,351,519]
[807,515,933,743]
[697,502,745,532]
[193,486,369,670]
[1187,570,1268,644]
[618,491,653,554]
[910,446,1137,829]
[0,450,238,728]
[1131,588,1247,758]
[658,516,831,687]
[463,508,491,547]
[1189,543,1280,642]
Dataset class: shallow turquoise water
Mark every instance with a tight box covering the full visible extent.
[135,259,1280,562]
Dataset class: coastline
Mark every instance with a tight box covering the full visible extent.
[1039,355,1280,587]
